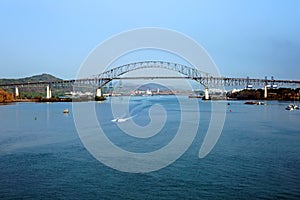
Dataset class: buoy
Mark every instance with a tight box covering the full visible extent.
[230,109,232,112]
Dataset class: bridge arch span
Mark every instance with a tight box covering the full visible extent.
[96,61,210,88]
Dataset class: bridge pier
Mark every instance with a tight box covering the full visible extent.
[15,86,19,97]
[264,85,268,99]
[46,85,52,99]
[96,88,102,97]
[205,86,209,100]
[95,88,105,101]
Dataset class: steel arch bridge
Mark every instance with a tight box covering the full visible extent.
[92,61,211,88]
[1,60,300,91]
[80,60,300,88]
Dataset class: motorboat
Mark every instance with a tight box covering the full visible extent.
[63,109,69,113]
[111,115,137,123]
[245,101,265,105]
[111,117,128,123]
[245,101,256,105]
[285,104,299,111]
[256,101,265,105]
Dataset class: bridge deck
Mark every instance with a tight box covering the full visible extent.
[1,76,299,88]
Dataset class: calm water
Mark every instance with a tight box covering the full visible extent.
[0,97,299,199]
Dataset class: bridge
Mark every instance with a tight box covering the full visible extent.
[1,61,300,100]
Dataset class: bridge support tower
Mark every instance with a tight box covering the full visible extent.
[96,88,102,97]
[95,88,106,101]
[46,85,52,99]
[15,86,19,97]
[264,85,268,99]
[264,76,268,99]
[205,86,209,100]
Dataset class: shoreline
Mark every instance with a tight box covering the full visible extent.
[1,96,299,104]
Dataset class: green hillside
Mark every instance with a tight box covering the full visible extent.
[0,73,62,85]
[0,74,67,99]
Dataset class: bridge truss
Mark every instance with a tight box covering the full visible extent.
[1,61,300,90]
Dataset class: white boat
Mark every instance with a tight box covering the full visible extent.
[256,101,265,105]
[111,115,136,123]
[285,104,299,111]
[63,109,69,113]
[111,117,128,123]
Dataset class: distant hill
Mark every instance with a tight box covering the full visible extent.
[136,83,171,91]
[0,74,64,99]
[0,73,62,85]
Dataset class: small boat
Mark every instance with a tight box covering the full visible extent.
[256,101,265,105]
[63,109,69,113]
[245,101,265,105]
[286,105,294,111]
[111,117,127,123]
[245,101,256,105]
[285,104,299,111]
[111,115,136,123]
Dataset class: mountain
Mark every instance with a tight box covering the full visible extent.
[0,74,65,99]
[0,73,62,85]
[135,83,172,91]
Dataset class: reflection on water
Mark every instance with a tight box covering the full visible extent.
[0,97,299,199]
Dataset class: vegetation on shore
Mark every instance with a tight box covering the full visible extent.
[35,97,73,102]
[0,73,70,99]
[227,88,300,100]
[0,89,14,103]
[0,89,51,103]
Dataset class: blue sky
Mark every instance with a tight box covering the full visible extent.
[0,0,300,80]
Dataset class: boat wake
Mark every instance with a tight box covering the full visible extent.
[111,115,137,123]
[111,100,151,123]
